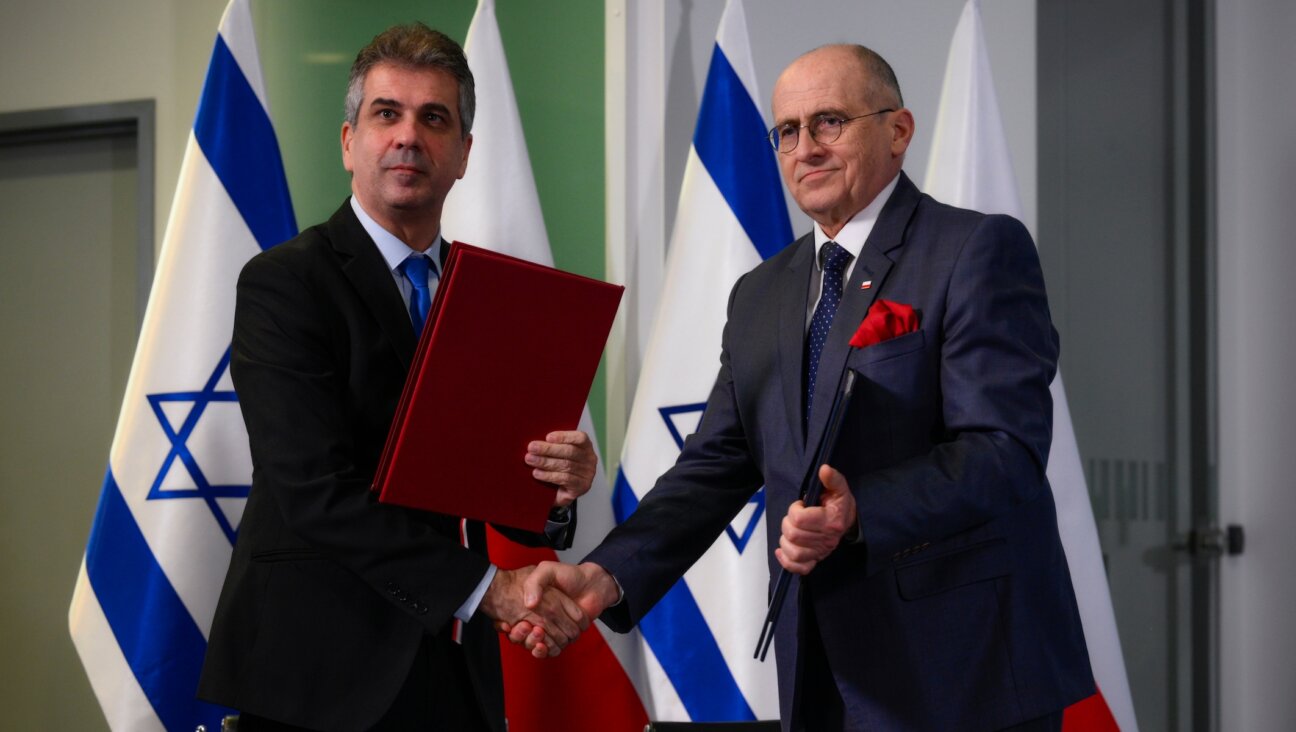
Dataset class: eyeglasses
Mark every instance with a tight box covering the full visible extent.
[767,109,895,154]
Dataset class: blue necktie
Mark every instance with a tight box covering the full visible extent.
[399,253,437,336]
[805,241,853,421]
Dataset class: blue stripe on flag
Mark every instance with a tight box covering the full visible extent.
[613,469,756,721]
[194,35,296,251]
[693,46,793,261]
[612,466,640,525]
[83,469,232,731]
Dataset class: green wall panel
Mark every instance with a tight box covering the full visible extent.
[253,0,608,446]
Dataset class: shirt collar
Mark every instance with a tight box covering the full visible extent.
[812,173,901,268]
[350,195,443,272]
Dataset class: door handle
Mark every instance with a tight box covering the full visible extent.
[1175,525,1245,556]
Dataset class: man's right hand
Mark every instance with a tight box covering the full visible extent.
[499,561,620,656]
[775,463,858,575]
[479,566,588,657]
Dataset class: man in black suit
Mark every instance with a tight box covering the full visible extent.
[198,23,593,732]
[514,44,1094,731]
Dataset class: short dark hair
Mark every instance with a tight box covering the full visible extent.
[345,22,475,137]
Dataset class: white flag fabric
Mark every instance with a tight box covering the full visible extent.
[923,2,1137,730]
[611,0,791,721]
[68,1,296,729]
[440,1,649,729]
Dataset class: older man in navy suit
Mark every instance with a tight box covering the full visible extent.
[514,44,1094,731]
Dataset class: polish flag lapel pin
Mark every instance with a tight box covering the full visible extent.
[860,280,873,290]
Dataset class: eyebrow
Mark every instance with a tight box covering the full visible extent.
[774,108,848,127]
[369,97,454,120]
[418,101,454,119]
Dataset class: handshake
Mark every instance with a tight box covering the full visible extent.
[478,561,622,658]
[475,436,860,657]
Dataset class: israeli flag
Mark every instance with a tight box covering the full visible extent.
[68,1,295,728]
[612,0,792,721]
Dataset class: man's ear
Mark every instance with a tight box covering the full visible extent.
[341,121,355,174]
[456,133,473,180]
[890,108,915,158]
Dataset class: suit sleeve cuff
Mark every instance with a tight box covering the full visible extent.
[543,503,574,546]
[456,564,497,622]
[847,516,864,544]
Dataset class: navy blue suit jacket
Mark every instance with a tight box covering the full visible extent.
[587,174,1094,731]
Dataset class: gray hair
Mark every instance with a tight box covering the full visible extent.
[344,22,475,137]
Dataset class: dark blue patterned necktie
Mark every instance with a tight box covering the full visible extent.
[398,253,436,336]
[805,241,853,420]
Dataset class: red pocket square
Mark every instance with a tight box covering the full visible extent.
[850,299,919,349]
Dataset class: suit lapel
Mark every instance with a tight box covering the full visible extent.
[803,174,921,454]
[777,234,816,452]
[326,202,418,369]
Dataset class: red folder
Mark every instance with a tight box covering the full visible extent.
[372,242,623,532]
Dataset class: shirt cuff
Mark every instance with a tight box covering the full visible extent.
[611,572,626,606]
[456,564,497,622]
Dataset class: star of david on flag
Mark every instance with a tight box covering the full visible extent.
[69,1,295,729]
[144,350,248,545]
[657,402,766,554]
[612,0,792,722]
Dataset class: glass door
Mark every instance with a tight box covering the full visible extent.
[1038,1,1218,729]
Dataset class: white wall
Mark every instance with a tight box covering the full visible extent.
[0,0,230,253]
[0,3,229,728]
[1216,1,1296,729]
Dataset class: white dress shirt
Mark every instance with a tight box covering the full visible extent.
[805,173,901,329]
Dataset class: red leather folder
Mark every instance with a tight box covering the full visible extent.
[372,242,623,532]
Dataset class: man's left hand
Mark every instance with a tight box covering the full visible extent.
[775,463,858,575]
[526,430,597,507]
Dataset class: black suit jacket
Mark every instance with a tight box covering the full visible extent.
[198,201,566,731]
[587,174,1094,731]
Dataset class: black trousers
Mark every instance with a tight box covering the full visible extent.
[237,633,490,732]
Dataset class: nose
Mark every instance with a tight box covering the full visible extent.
[392,116,420,150]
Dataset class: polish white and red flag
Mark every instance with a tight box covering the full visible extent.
[923,2,1138,730]
[440,1,648,730]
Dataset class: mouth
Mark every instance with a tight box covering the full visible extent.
[798,168,834,184]
[388,165,425,175]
